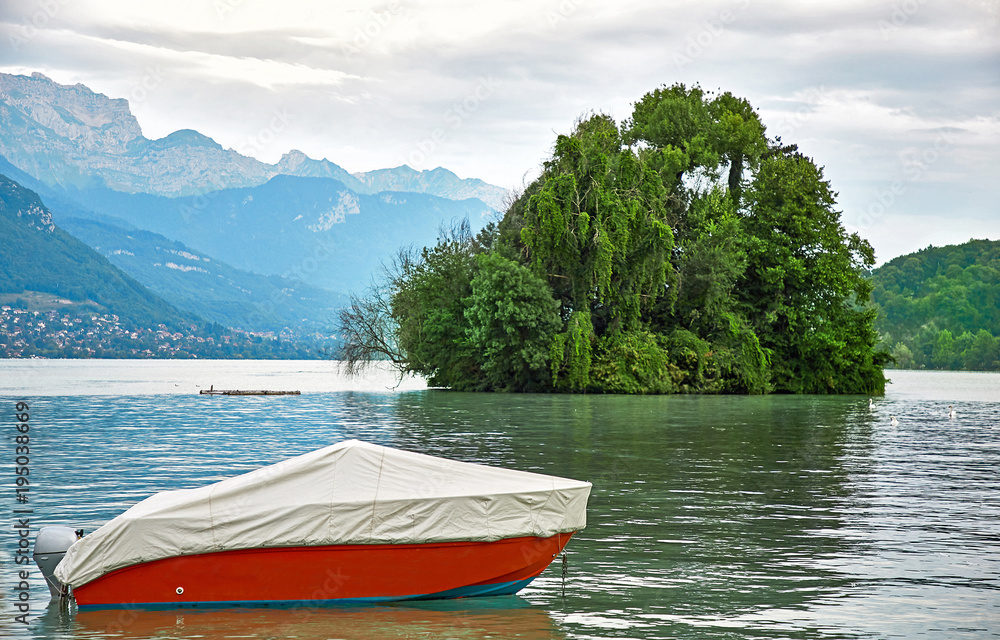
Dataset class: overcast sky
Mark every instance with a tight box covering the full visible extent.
[1,0,998,264]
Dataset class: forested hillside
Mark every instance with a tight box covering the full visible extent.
[871,239,1000,370]
[0,173,195,329]
[338,84,890,395]
[60,217,347,334]
[0,174,333,359]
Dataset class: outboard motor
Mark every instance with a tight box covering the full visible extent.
[32,526,80,599]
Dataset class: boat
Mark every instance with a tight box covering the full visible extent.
[198,388,301,396]
[198,385,301,395]
[35,440,591,609]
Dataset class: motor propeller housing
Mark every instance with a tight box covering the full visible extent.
[33,526,80,599]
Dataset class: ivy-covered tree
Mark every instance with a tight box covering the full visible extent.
[655,188,769,393]
[519,114,675,390]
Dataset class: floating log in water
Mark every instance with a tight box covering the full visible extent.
[199,386,300,396]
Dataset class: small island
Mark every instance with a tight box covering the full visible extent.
[339,84,891,395]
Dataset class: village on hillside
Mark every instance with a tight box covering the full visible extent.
[0,304,329,359]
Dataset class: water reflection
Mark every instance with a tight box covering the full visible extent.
[35,597,560,640]
[391,392,872,636]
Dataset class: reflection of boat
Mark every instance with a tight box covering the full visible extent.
[40,440,591,609]
[73,597,564,640]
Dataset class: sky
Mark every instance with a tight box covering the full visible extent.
[0,0,998,264]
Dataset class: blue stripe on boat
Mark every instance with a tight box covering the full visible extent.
[75,576,539,610]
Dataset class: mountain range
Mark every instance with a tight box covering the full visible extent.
[59,217,348,333]
[0,71,507,209]
[0,173,193,330]
[1,172,332,358]
[0,71,509,337]
[18,164,492,294]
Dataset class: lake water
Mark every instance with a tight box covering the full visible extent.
[1,362,998,639]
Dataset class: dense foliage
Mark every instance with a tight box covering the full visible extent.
[871,239,1000,370]
[339,84,889,394]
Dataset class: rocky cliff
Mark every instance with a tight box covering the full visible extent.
[0,72,508,209]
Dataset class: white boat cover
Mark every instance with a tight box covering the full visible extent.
[55,439,592,587]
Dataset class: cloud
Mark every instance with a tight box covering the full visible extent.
[107,42,360,91]
[0,0,997,261]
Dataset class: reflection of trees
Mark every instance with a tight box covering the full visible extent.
[392,392,872,635]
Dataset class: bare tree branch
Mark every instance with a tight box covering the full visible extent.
[334,247,416,379]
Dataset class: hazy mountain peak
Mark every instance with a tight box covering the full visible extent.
[0,71,142,153]
[0,71,269,196]
[353,164,507,210]
[271,149,367,191]
[382,164,420,176]
[426,166,459,178]
[277,149,310,169]
[150,129,224,151]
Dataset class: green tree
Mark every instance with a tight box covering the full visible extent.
[391,227,481,388]
[519,114,675,390]
[464,253,561,391]
[709,91,768,205]
[624,83,767,207]
[891,341,915,369]
[739,151,888,393]
[963,330,1000,370]
[625,83,720,192]
[931,329,957,370]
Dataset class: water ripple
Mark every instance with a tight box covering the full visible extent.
[1,364,998,639]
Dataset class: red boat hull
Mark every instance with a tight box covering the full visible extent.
[72,533,572,608]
